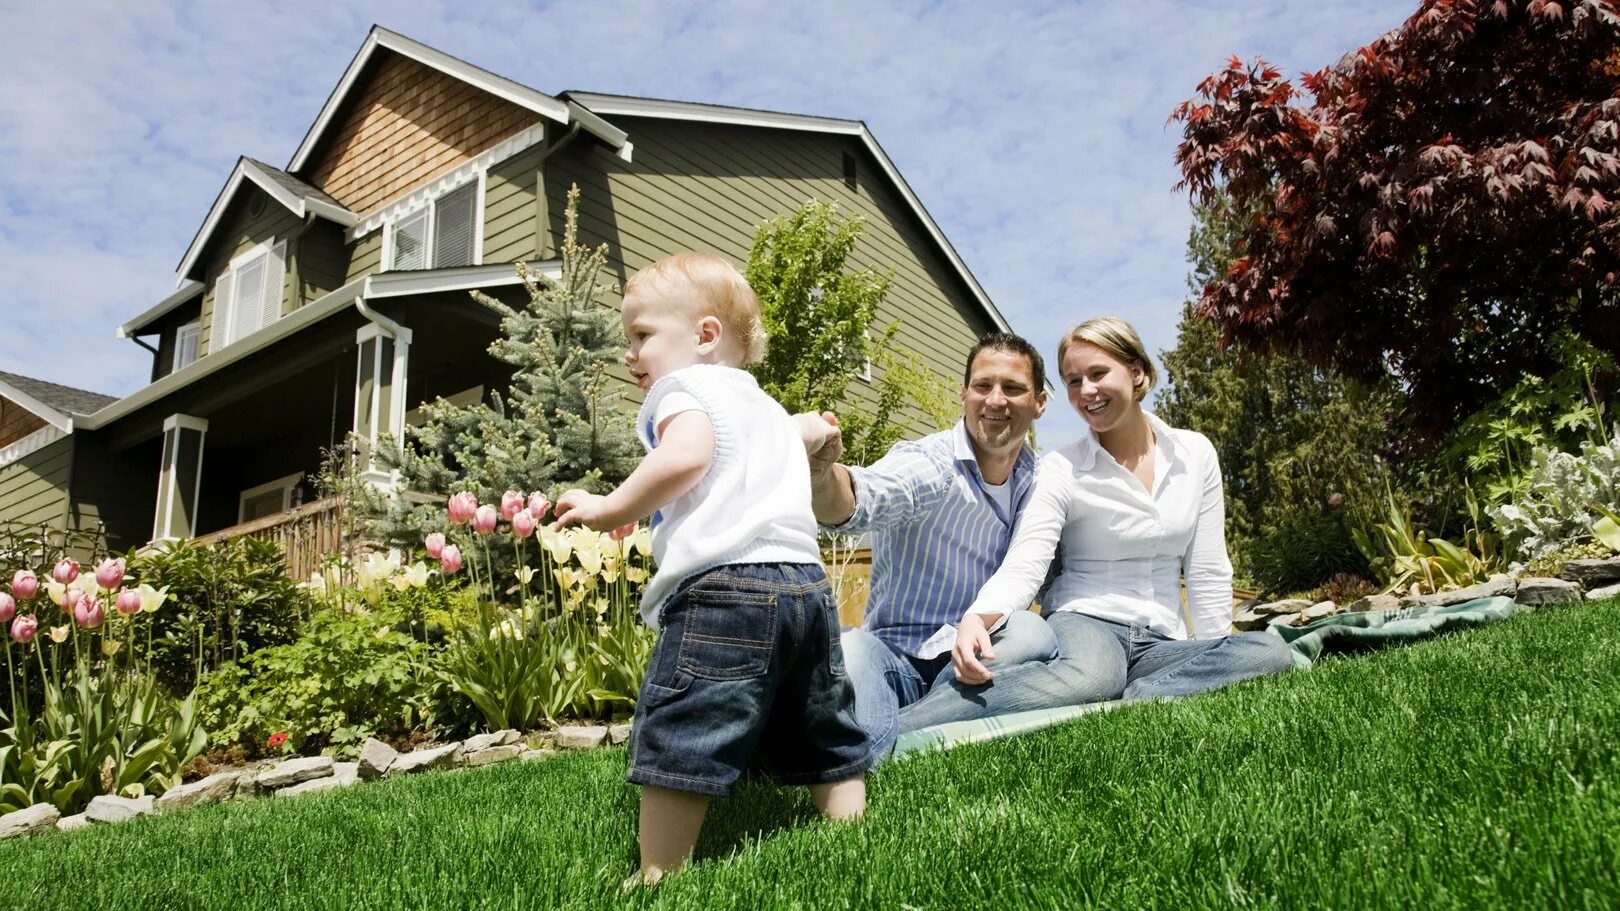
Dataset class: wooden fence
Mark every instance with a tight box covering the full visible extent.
[193,497,349,582]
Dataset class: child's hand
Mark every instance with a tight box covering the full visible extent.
[796,411,843,479]
[554,489,615,531]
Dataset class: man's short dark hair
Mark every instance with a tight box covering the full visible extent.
[963,331,1046,391]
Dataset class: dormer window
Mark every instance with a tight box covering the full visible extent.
[210,239,286,353]
[386,180,479,271]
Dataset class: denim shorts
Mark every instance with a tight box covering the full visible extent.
[626,562,876,797]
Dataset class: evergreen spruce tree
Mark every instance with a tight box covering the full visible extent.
[351,186,640,546]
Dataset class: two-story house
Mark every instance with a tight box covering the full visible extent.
[0,25,1013,560]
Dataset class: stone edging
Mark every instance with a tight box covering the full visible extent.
[0,721,633,840]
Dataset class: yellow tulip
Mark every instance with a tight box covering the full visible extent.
[631,527,653,557]
[515,566,537,585]
[539,524,572,564]
[137,583,169,614]
[48,625,69,644]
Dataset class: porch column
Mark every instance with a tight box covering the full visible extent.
[353,320,412,488]
[152,414,208,540]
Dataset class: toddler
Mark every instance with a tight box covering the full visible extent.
[554,251,872,886]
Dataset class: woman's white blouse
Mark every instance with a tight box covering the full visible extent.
[964,411,1233,640]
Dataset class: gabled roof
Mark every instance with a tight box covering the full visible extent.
[286,26,627,175]
[0,371,117,431]
[175,157,359,284]
[118,281,204,339]
[561,91,1014,337]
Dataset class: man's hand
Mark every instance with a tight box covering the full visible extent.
[795,411,843,480]
[951,612,1001,685]
[553,489,615,532]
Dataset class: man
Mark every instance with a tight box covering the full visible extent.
[802,331,1059,758]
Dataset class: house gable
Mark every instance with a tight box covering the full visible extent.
[298,48,543,215]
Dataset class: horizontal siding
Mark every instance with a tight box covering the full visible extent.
[0,436,71,529]
[298,221,349,306]
[198,190,301,353]
[346,231,383,283]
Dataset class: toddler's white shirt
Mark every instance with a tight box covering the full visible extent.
[635,364,820,627]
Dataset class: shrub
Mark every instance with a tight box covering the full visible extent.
[194,607,443,758]
[129,537,311,695]
[1488,433,1620,567]
[1244,509,1372,596]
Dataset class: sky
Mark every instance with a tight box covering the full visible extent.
[0,0,1418,446]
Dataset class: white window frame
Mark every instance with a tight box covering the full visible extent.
[237,472,304,524]
[211,238,286,352]
[173,321,200,373]
[381,170,485,271]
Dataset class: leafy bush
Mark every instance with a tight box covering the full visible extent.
[1314,573,1378,605]
[1354,486,1499,595]
[129,537,311,695]
[1488,433,1620,567]
[1244,510,1373,596]
[1523,541,1614,579]
[194,607,443,758]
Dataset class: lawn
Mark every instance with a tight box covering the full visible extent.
[10,599,1620,911]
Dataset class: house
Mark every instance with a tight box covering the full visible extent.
[0,26,1013,559]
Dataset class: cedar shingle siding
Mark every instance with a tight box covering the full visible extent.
[0,398,47,449]
[304,50,540,214]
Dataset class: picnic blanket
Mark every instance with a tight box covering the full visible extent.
[891,596,1521,759]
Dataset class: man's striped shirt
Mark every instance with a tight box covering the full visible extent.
[832,422,1037,656]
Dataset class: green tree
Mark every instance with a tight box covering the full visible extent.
[1158,193,1393,591]
[352,186,641,546]
[746,200,954,465]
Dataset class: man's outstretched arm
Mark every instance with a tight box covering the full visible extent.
[796,411,857,526]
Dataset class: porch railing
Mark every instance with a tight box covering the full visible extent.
[193,496,349,582]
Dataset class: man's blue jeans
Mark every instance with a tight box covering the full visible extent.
[841,610,1060,761]
[897,611,1296,734]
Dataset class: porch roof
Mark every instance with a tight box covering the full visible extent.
[80,260,560,433]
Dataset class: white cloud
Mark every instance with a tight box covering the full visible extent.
[0,0,1414,446]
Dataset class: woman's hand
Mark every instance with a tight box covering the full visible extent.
[952,613,1000,685]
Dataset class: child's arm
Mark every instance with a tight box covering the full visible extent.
[554,410,715,532]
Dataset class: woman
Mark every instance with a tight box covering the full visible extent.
[897,317,1294,732]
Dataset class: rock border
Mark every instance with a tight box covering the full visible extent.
[1,720,633,840]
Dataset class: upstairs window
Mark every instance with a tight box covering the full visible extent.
[173,321,200,372]
[387,181,479,271]
[210,240,286,353]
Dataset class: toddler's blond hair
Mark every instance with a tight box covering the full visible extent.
[624,252,767,365]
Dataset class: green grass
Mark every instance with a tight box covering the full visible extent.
[8,600,1620,910]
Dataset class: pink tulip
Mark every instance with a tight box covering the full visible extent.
[74,598,105,629]
[511,510,537,538]
[448,492,478,525]
[527,491,551,520]
[61,587,87,613]
[10,614,37,644]
[500,490,524,521]
[11,570,38,600]
[424,532,446,559]
[115,589,143,617]
[609,522,637,541]
[473,505,498,535]
[95,557,126,590]
[440,544,463,574]
[0,593,14,623]
[52,559,79,585]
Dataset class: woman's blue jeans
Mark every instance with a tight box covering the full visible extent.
[896,611,1296,736]
[840,610,1060,761]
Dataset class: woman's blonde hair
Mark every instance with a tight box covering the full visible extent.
[1058,316,1157,401]
[624,251,767,364]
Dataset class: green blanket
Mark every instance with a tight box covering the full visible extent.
[892,596,1522,759]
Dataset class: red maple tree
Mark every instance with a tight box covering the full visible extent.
[1173,0,1620,437]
